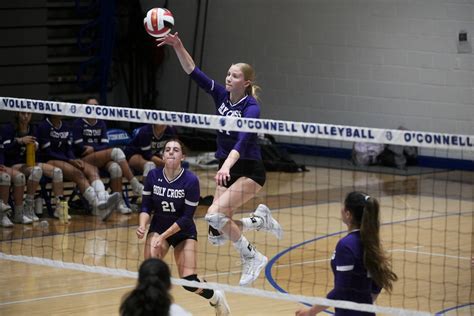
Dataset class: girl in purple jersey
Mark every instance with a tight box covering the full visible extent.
[295,192,398,316]
[137,139,230,315]
[36,114,120,220]
[4,112,66,221]
[0,126,31,226]
[157,33,283,286]
[73,97,144,214]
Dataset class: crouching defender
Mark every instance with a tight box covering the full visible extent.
[136,139,230,316]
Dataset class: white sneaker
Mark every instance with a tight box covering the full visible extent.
[239,250,268,286]
[98,192,120,221]
[131,181,144,197]
[24,198,39,222]
[117,199,132,214]
[210,290,231,316]
[0,202,13,228]
[253,204,283,240]
[2,214,14,227]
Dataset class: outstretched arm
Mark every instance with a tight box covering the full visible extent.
[156,32,195,74]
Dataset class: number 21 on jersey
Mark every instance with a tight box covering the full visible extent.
[161,201,176,212]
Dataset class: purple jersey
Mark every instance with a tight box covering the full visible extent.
[190,67,262,160]
[36,118,75,162]
[124,125,176,161]
[72,118,109,155]
[141,167,200,236]
[327,230,382,316]
[3,122,37,166]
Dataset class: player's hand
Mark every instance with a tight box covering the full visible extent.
[69,159,84,170]
[136,226,146,239]
[19,135,36,144]
[156,32,180,47]
[152,236,165,248]
[215,167,230,187]
[82,146,94,156]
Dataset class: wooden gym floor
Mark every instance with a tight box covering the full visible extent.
[0,165,473,315]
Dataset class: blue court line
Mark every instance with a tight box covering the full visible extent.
[265,210,473,313]
[435,302,473,315]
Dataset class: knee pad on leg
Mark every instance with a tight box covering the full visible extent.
[52,167,63,183]
[107,162,122,179]
[29,166,43,182]
[110,148,126,162]
[205,213,230,231]
[143,161,155,177]
[0,172,11,186]
[182,274,200,293]
[12,173,26,187]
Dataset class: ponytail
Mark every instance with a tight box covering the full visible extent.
[344,192,398,293]
[235,62,261,101]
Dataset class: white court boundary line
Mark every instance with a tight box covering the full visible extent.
[0,252,430,316]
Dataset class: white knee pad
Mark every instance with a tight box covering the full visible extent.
[110,148,126,162]
[143,161,155,177]
[29,166,43,182]
[52,167,63,183]
[12,173,26,187]
[0,172,11,186]
[107,162,122,179]
[205,213,230,231]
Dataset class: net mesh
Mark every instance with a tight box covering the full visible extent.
[0,97,472,315]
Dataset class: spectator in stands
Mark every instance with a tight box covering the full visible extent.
[36,114,120,220]
[0,124,32,225]
[3,112,66,221]
[72,97,144,214]
[295,192,398,316]
[120,258,191,316]
[124,124,176,186]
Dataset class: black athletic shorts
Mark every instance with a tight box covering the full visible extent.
[148,230,197,248]
[218,158,266,188]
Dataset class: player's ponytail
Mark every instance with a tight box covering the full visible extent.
[235,62,261,101]
[120,258,173,315]
[344,192,398,293]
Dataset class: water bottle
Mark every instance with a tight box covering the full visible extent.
[60,200,69,224]
[35,198,43,215]
[26,142,35,167]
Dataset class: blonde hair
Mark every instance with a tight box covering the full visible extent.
[234,63,261,100]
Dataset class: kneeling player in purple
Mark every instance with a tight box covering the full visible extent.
[136,139,230,316]
[295,192,398,316]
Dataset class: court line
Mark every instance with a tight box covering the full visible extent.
[390,249,470,260]
[265,210,473,310]
[435,302,474,315]
[0,285,134,306]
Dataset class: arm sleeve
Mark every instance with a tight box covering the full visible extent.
[137,129,153,161]
[371,281,382,295]
[175,175,200,231]
[326,242,355,300]
[72,120,85,156]
[140,172,153,214]
[189,67,227,109]
[233,104,260,154]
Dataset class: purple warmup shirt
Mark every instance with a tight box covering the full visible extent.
[327,230,382,316]
[124,125,176,161]
[141,167,200,236]
[36,118,75,162]
[190,67,262,160]
[72,118,109,155]
[3,122,37,166]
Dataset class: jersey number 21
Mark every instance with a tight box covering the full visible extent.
[161,201,176,212]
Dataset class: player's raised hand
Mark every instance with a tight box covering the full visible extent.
[156,32,180,47]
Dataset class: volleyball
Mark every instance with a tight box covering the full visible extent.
[143,8,174,38]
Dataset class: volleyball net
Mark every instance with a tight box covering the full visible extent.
[0,97,472,315]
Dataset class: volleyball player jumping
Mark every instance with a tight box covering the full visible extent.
[157,32,283,286]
